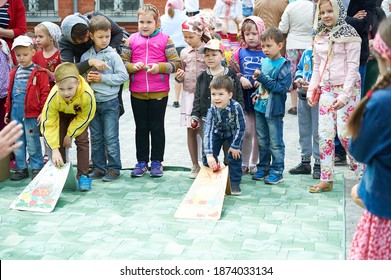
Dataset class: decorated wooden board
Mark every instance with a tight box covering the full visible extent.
[10,160,77,212]
[174,166,231,220]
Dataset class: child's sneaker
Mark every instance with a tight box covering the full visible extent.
[264,173,284,185]
[131,161,148,177]
[188,164,201,179]
[78,175,92,192]
[10,169,29,181]
[102,170,120,182]
[288,162,311,175]
[31,169,41,180]
[249,165,258,175]
[252,169,269,181]
[88,169,105,180]
[241,166,249,174]
[313,164,321,179]
[231,184,242,195]
[150,160,163,177]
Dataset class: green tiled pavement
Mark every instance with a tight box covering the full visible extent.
[0,170,345,260]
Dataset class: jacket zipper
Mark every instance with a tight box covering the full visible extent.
[145,37,149,93]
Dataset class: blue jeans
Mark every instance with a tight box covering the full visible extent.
[89,98,121,174]
[298,98,319,162]
[202,134,242,185]
[11,103,43,170]
[255,112,285,174]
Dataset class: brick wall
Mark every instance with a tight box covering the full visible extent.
[27,0,216,33]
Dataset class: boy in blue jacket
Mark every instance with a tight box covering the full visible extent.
[251,27,291,184]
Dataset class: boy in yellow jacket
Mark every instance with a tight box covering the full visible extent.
[41,62,96,191]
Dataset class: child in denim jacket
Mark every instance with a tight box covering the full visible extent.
[251,28,291,185]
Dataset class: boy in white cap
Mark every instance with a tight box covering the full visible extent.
[4,35,51,181]
[40,62,96,191]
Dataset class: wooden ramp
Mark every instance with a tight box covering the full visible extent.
[10,160,77,213]
[174,166,231,220]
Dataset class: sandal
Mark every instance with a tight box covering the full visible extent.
[309,181,333,193]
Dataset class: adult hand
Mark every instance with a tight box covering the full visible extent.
[89,58,111,71]
[353,10,367,20]
[0,120,23,160]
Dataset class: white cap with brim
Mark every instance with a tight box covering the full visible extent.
[11,35,33,50]
[198,39,225,54]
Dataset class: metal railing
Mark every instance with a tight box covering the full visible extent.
[23,0,57,17]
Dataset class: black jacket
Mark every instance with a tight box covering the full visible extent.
[58,11,125,74]
[191,67,244,121]
[345,0,376,65]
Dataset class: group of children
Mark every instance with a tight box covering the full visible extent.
[0,1,364,195]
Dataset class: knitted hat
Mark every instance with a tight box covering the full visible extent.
[11,35,33,50]
[54,62,79,83]
[199,39,225,54]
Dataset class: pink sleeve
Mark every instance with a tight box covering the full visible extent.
[307,44,322,100]
[338,41,361,105]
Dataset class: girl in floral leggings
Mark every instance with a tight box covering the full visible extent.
[307,0,365,193]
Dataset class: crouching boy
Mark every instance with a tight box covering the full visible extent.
[41,62,96,191]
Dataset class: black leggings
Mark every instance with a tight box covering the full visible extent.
[131,96,168,163]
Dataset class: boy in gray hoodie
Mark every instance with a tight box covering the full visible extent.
[80,15,128,182]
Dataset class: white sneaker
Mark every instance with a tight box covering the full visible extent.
[249,165,258,175]
[188,164,201,179]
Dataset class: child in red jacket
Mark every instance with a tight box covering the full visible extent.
[4,35,50,181]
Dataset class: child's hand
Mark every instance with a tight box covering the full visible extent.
[87,71,102,83]
[294,78,303,88]
[206,154,217,170]
[253,69,261,80]
[4,113,10,124]
[332,98,345,110]
[240,77,253,89]
[37,114,42,126]
[228,147,241,160]
[175,69,185,79]
[52,149,64,168]
[252,95,258,105]
[253,81,260,88]
[190,119,199,129]
[146,63,159,74]
[63,135,72,148]
[133,62,145,72]
[307,98,317,107]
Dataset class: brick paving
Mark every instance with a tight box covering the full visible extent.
[0,80,362,259]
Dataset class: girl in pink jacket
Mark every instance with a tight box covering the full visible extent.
[307,0,365,193]
[121,4,180,178]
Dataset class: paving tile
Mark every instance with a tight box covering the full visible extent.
[0,170,345,260]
